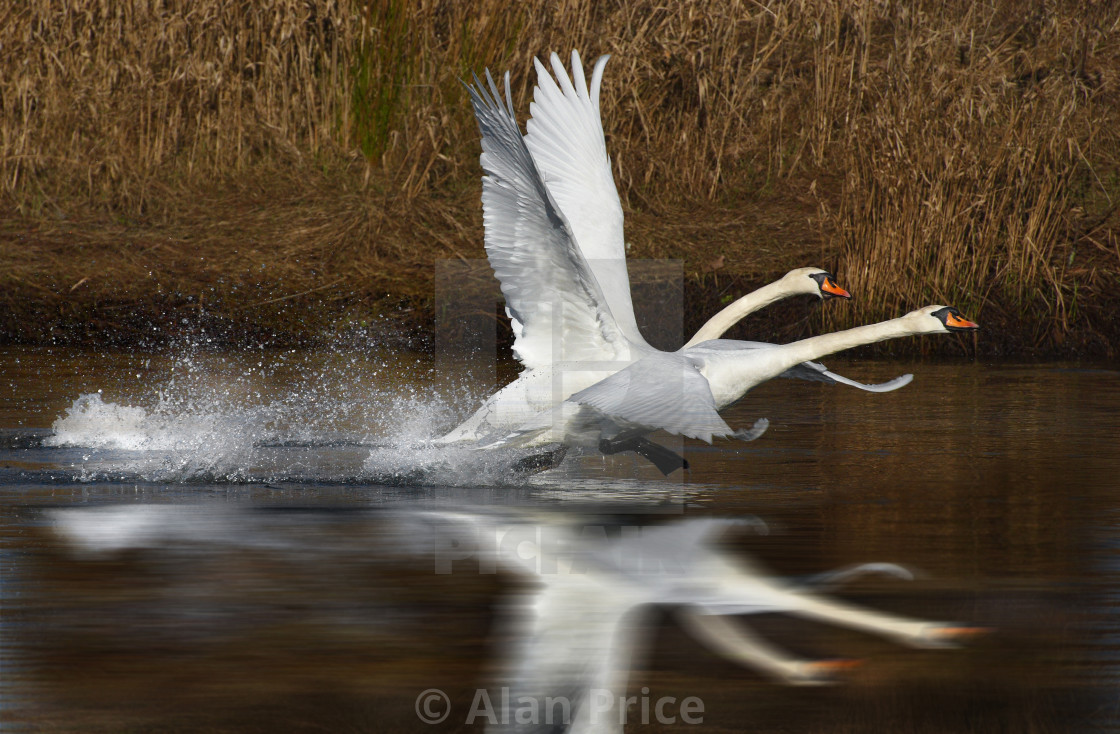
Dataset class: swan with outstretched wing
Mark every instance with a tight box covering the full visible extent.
[440,54,911,454]
[447,59,977,470]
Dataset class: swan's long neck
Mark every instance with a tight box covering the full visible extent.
[684,279,801,348]
[705,315,926,408]
[771,316,923,372]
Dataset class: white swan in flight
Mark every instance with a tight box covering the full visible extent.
[452,59,978,469]
[439,52,910,447]
[499,304,978,472]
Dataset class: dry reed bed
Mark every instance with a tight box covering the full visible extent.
[1,0,1118,354]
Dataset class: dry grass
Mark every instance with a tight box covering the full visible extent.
[817,1,1120,354]
[1,0,1118,354]
[2,0,359,215]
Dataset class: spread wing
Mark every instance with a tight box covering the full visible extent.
[780,362,914,392]
[568,352,753,443]
[466,70,635,368]
[525,51,646,347]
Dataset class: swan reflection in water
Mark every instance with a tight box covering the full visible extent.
[429,511,981,733]
[50,505,982,732]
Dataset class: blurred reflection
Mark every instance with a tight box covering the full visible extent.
[4,356,1114,732]
[45,504,980,733]
[427,511,979,732]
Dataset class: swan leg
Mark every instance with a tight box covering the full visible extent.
[598,436,688,475]
[509,446,569,473]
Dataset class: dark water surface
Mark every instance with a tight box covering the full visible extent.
[1,346,1118,732]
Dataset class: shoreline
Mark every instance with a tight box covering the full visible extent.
[4,212,1115,360]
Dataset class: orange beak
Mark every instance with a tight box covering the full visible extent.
[820,277,851,300]
[945,312,980,330]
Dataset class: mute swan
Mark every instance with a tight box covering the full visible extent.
[457,63,978,468]
[654,266,920,394]
[496,305,978,471]
[437,265,904,446]
[439,53,907,447]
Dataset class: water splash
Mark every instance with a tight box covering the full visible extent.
[40,345,508,485]
[34,341,688,490]
[48,392,236,452]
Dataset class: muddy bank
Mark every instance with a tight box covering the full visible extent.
[3,182,1116,360]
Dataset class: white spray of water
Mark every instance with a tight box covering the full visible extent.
[48,393,233,452]
[40,340,685,491]
[42,345,522,485]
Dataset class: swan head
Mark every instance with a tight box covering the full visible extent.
[783,267,851,300]
[908,305,981,333]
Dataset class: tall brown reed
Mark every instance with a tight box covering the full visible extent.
[2,0,361,217]
[810,1,1118,348]
[2,0,1117,351]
